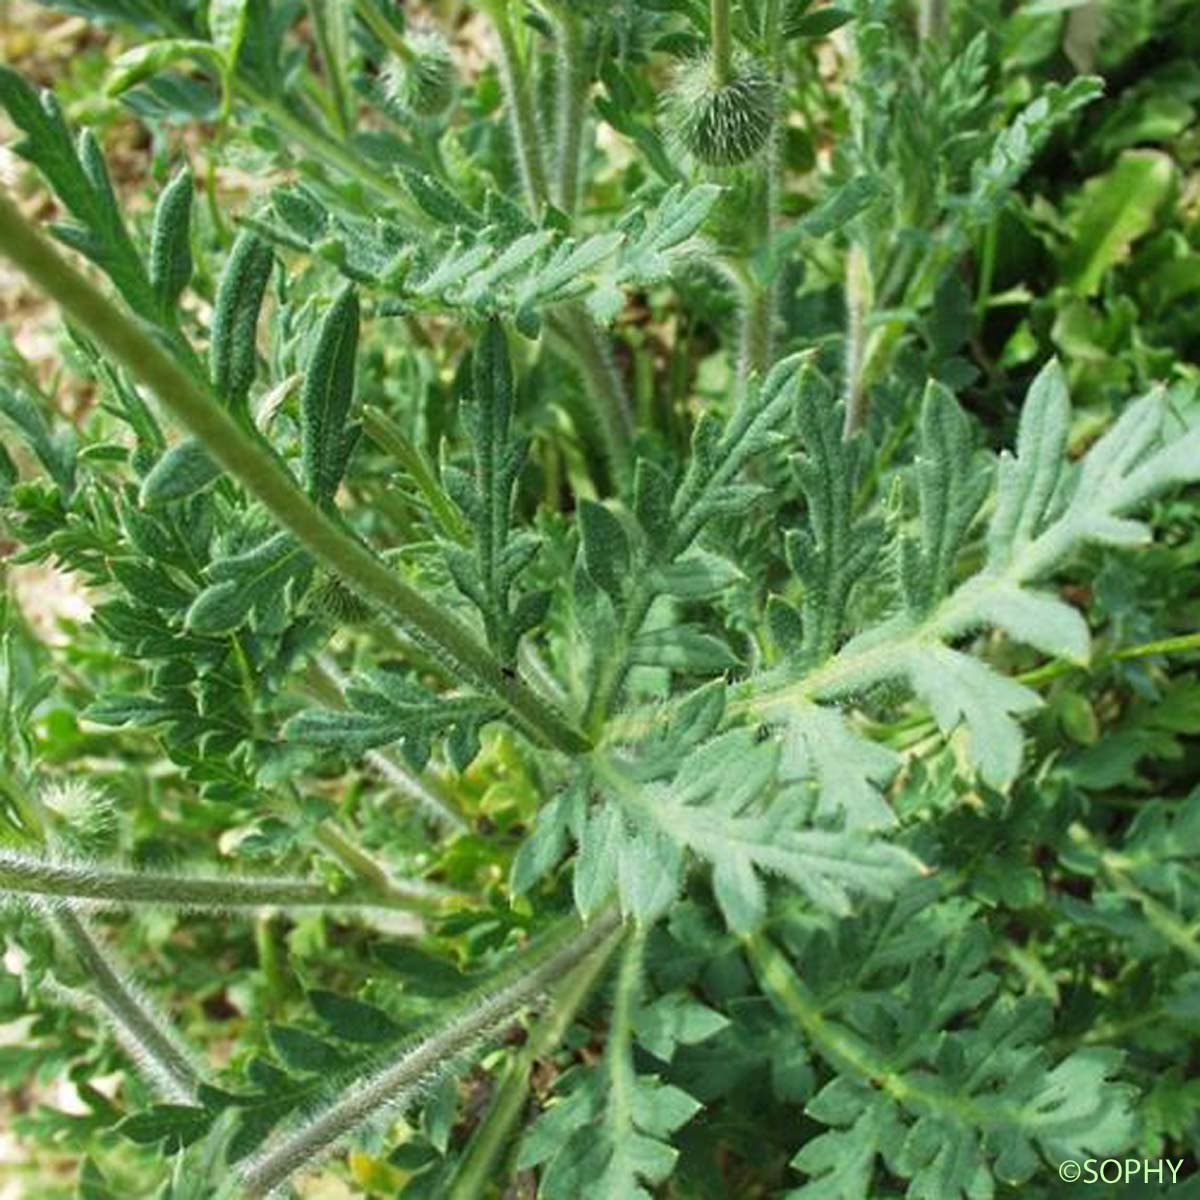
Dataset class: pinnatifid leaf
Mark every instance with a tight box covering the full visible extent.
[301,287,361,504]
[209,230,274,411]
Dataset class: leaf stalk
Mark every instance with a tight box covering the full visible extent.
[50,905,203,1104]
[0,849,440,914]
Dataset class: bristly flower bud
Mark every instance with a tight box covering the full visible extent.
[381,29,458,119]
[40,778,117,855]
[663,50,777,168]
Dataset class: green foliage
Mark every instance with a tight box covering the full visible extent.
[300,287,361,505]
[1058,150,1175,297]
[285,666,499,771]
[441,319,550,663]
[208,230,274,413]
[0,65,157,322]
[754,905,1138,1199]
[898,380,991,614]
[148,167,194,312]
[782,368,884,664]
[0,0,1199,1197]
[0,372,77,497]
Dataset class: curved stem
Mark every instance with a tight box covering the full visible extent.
[239,905,624,1198]
[745,931,909,1086]
[0,849,441,913]
[1067,824,1200,965]
[309,822,432,911]
[365,748,469,834]
[0,192,590,757]
[746,930,1123,1135]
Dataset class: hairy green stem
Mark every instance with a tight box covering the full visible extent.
[749,929,1156,1132]
[710,0,734,84]
[0,849,439,913]
[552,4,589,216]
[0,773,204,1105]
[482,0,550,211]
[0,192,590,757]
[445,922,624,1199]
[307,0,354,138]
[1111,631,1200,662]
[545,309,633,495]
[365,749,469,833]
[564,309,634,480]
[255,913,289,1006]
[996,631,1200,693]
[745,931,914,1088]
[239,905,624,1198]
[974,218,998,329]
[604,922,647,1156]
[738,270,774,389]
[51,905,202,1103]
[736,0,783,395]
[280,777,435,910]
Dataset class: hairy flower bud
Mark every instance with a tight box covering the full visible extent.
[382,29,457,119]
[663,51,777,167]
